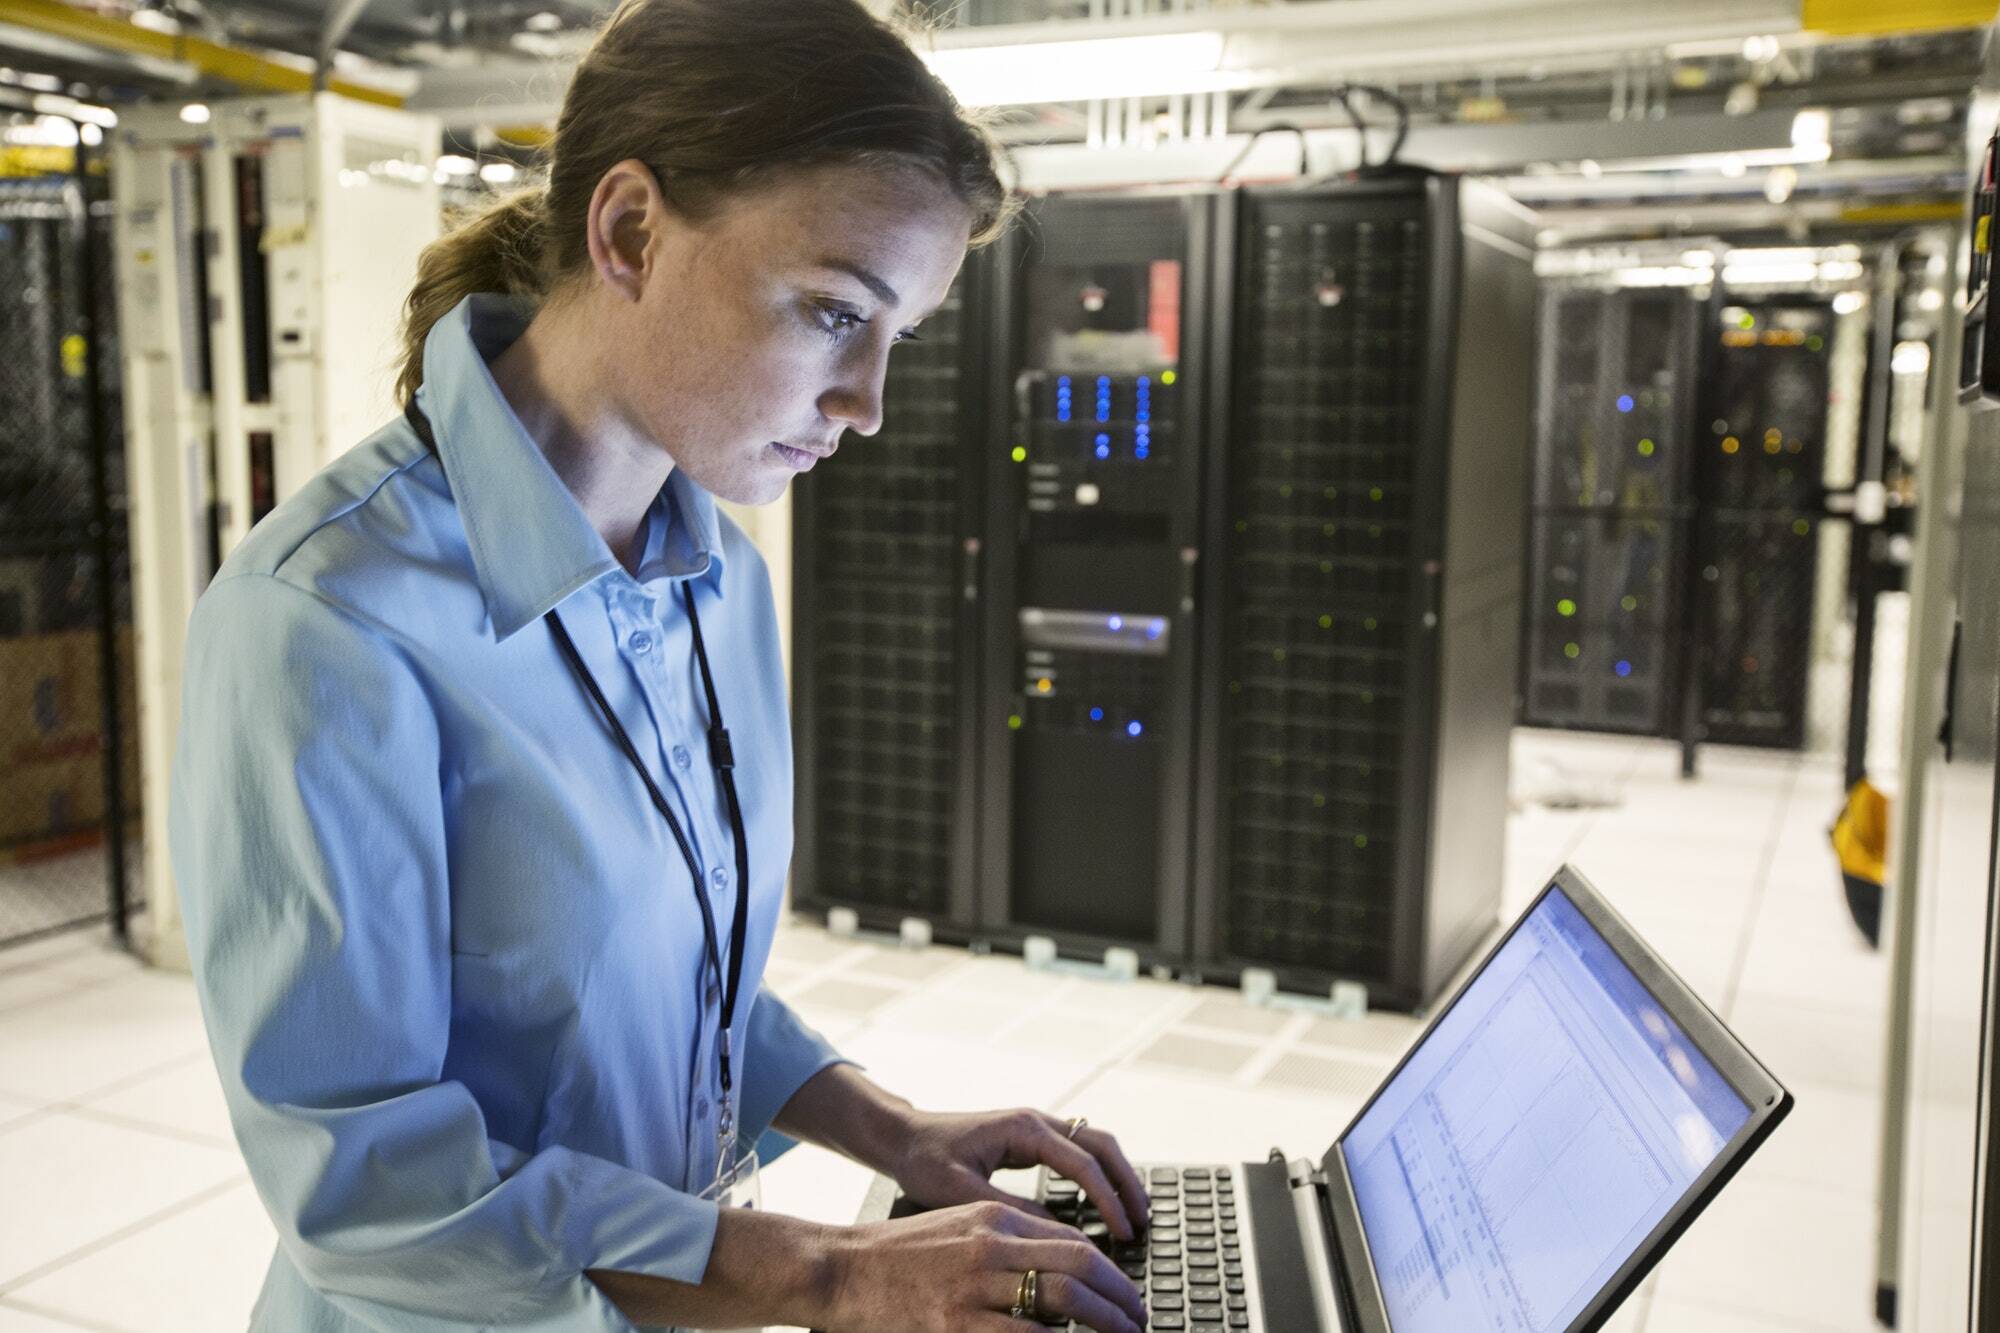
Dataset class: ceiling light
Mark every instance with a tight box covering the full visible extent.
[924,32,1253,108]
[1832,291,1866,315]
[1718,155,1746,178]
[524,10,563,31]
[1790,109,1830,152]
[437,154,476,176]
[1891,341,1931,377]
[1763,165,1796,204]
[180,103,210,125]
[479,161,517,184]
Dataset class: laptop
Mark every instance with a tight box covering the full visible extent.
[857,864,1792,1332]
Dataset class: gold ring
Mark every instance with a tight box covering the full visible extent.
[1011,1268,1040,1318]
[1065,1116,1087,1141]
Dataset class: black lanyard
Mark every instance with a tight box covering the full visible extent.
[405,400,751,1102]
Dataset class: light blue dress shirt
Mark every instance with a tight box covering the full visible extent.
[170,293,845,1330]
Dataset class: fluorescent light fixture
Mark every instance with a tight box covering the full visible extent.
[924,32,1253,108]
[180,103,211,125]
[437,154,477,176]
[1617,264,1712,288]
[1791,108,1830,151]
[1891,340,1931,377]
[1718,155,1747,178]
[30,93,116,127]
[479,161,518,184]
[1832,290,1866,314]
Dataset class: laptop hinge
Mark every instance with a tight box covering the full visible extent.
[1286,1157,1347,1330]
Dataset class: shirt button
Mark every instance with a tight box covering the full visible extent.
[709,866,729,891]
[628,630,654,655]
[672,744,693,771]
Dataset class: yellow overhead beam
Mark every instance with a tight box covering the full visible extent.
[1803,0,1999,38]
[0,0,403,106]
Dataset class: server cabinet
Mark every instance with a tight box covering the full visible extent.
[789,264,988,931]
[1521,286,1701,735]
[1694,300,1830,749]
[1192,175,1536,1010]
[974,192,1218,967]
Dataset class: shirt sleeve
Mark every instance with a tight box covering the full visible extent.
[171,572,719,1329]
[736,984,848,1146]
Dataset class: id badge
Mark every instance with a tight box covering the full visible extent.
[686,1141,765,1333]
[699,1138,762,1214]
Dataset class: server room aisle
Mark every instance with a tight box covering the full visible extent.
[0,731,1882,1333]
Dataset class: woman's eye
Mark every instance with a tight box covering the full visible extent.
[815,305,868,340]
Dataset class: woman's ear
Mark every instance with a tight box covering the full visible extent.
[584,159,669,303]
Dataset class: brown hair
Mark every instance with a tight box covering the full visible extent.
[394,0,1014,404]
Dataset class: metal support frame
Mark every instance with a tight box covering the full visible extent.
[315,0,377,91]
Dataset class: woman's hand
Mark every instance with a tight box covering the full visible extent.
[824,1199,1148,1332]
[892,1107,1152,1243]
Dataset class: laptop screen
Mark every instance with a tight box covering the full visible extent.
[1340,885,1751,1332]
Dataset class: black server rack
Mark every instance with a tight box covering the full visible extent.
[1521,286,1702,735]
[789,266,988,930]
[1694,300,1830,749]
[973,192,1217,968]
[1191,175,1537,1010]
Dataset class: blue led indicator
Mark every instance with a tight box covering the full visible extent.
[1096,444,1110,459]
[1090,707,1104,722]
[1137,375,1150,388]
[1135,447,1150,460]
[1127,721,1143,737]
[1147,619,1165,639]
[1615,659,1633,678]
[1616,394,1635,413]
[1108,615,1123,631]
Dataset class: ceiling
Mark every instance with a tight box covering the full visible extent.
[0,0,1987,244]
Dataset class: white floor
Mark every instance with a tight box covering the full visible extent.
[0,730,1891,1332]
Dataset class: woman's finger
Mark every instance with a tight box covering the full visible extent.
[1053,1117,1152,1231]
[1022,1123,1135,1240]
[997,1236,1148,1329]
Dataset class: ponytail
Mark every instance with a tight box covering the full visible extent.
[394,189,551,406]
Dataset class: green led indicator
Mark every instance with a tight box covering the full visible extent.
[1807,334,1824,352]
[1273,648,1287,663]
[1320,560,1334,574]
[1011,445,1027,463]
[1008,714,1023,730]
[1369,486,1384,502]
[1318,614,1333,629]
[1279,483,1293,498]
[1322,522,1337,538]
[1621,595,1639,612]
[1564,642,1581,659]
[1738,312,1755,330]
[1793,518,1810,536]
[1324,486,1338,500]
[1354,834,1368,850]
[1235,519,1249,533]
[1637,439,1655,457]
[1361,690,1374,705]
[1364,617,1378,631]
[1313,793,1326,808]
[1557,598,1577,617]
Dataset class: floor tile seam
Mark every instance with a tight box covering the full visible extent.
[1719,757,1804,1020]
[0,1293,130,1333]
[0,969,134,1023]
[1043,982,1212,1114]
[1230,1012,1319,1087]
[0,1047,213,1114]
[0,1172,250,1297]
[58,1103,240,1153]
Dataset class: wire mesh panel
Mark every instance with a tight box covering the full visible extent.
[1218,189,1430,986]
[0,174,136,948]
[1522,284,1700,736]
[796,282,969,917]
[1696,301,1830,749]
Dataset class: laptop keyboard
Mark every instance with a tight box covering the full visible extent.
[1040,1165,1253,1331]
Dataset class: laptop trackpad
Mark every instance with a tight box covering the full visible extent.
[1243,1158,1323,1330]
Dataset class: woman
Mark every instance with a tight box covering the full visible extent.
[169,1,1151,1329]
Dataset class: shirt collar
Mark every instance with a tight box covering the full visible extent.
[416,293,726,641]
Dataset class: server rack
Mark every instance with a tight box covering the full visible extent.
[789,265,989,930]
[974,191,1218,969]
[1191,175,1537,1010]
[1521,286,1702,735]
[1693,299,1831,749]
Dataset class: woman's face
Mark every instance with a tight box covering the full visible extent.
[603,160,976,506]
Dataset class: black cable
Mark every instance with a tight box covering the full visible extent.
[1216,122,1308,184]
[1350,83,1411,168]
[1333,88,1368,169]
